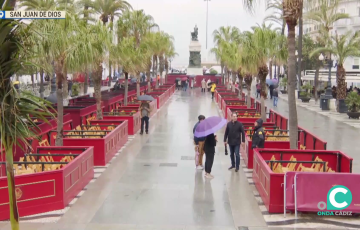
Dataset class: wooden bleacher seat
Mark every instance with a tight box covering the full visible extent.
[281,156,297,173]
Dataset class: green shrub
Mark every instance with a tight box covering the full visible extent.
[210,69,218,75]
[72,83,80,96]
[345,91,360,112]
[300,83,312,98]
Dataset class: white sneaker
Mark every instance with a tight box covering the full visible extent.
[196,166,203,170]
[205,174,214,179]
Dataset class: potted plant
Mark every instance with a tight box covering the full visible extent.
[345,92,360,119]
[300,83,312,102]
[280,77,287,94]
[71,83,80,97]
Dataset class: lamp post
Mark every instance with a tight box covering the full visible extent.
[319,53,337,98]
[204,0,210,49]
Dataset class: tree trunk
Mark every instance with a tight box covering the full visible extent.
[297,8,303,90]
[93,63,103,120]
[63,67,68,99]
[5,140,19,230]
[232,71,237,92]
[226,68,230,90]
[258,65,269,121]
[221,64,224,84]
[336,64,346,111]
[238,76,243,100]
[55,60,64,146]
[286,22,299,149]
[136,74,140,96]
[314,62,320,103]
[108,61,112,87]
[84,71,88,94]
[244,75,253,108]
[269,60,273,79]
[40,69,45,98]
[277,65,281,79]
[124,72,129,106]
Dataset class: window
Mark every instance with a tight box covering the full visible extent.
[353,58,359,70]
[340,8,345,13]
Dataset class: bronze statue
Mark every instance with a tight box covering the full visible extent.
[191,25,198,41]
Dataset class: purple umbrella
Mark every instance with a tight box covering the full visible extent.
[194,116,227,138]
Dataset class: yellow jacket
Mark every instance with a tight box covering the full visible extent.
[210,84,216,92]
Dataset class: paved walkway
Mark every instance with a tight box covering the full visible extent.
[277,93,360,129]
[1,89,359,230]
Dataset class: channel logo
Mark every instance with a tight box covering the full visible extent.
[0,11,5,19]
[318,185,353,216]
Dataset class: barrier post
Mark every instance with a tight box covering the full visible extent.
[294,175,298,219]
[284,173,287,218]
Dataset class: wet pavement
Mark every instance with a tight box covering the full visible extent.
[261,93,360,173]
[1,88,359,230]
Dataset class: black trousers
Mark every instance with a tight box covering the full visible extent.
[141,116,149,132]
[211,92,214,99]
[201,88,205,92]
[205,152,215,174]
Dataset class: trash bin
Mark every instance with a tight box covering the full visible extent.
[319,94,325,108]
[321,97,330,111]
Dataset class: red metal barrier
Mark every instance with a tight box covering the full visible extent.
[0,146,94,220]
[298,126,327,150]
[103,111,140,135]
[269,109,288,130]
[289,172,360,213]
[50,105,97,128]
[221,100,246,118]
[242,133,298,169]
[147,92,167,109]
[252,149,353,213]
[58,121,128,166]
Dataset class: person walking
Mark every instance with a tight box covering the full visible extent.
[191,79,194,89]
[210,83,216,100]
[68,79,73,97]
[256,83,261,98]
[252,119,265,149]
[273,88,279,107]
[139,101,151,135]
[204,133,217,179]
[224,112,245,172]
[201,79,206,92]
[269,84,274,99]
[193,115,206,170]
[207,79,211,92]
[184,80,188,91]
[177,80,181,90]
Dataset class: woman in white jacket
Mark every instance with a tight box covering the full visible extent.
[201,79,206,92]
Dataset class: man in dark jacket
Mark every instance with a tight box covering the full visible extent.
[193,115,206,170]
[224,112,245,172]
[252,118,265,149]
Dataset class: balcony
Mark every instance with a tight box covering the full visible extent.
[350,17,360,27]
[334,19,349,27]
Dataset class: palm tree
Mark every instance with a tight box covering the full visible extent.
[310,31,360,111]
[117,10,159,93]
[86,22,113,119]
[35,14,92,145]
[243,0,303,149]
[116,37,145,105]
[212,26,240,85]
[0,8,55,230]
[90,0,132,86]
[241,26,277,120]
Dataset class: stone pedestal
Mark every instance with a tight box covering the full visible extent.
[188,40,202,74]
[187,68,203,75]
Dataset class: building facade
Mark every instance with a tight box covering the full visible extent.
[303,0,360,71]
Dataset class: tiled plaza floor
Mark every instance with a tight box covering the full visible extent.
[1,89,359,230]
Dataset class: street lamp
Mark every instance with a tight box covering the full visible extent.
[319,53,337,98]
[204,0,211,49]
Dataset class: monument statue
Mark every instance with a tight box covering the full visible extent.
[191,25,198,41]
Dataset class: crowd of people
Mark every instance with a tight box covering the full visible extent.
[193,113,265,179]
[256,82,279,107]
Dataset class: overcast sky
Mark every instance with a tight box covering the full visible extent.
[128,0,267,68]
